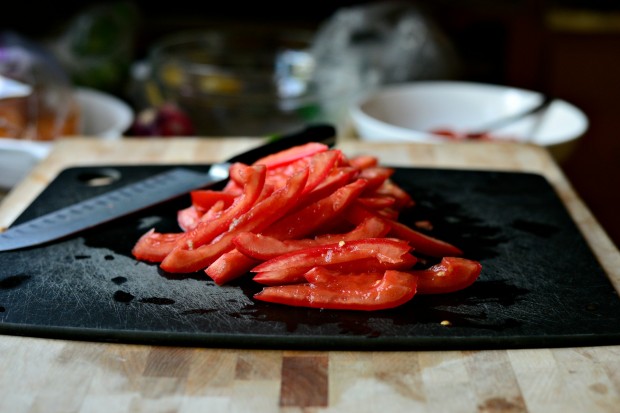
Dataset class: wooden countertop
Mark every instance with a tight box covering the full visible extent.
[1,137,619,413]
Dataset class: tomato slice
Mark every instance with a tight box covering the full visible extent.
[132,140,483,310]
[221,162,267,195]
[314,216,390,242]
[252,141,329,169]
[358,166,395,195]
[301,149,342,194]
[207,164,363,284]
[411,257,482,294]
[190,190,235,212]
[131,229,184,263]
[253,253,418,286]
[346,202,463,258]
[206,248,259,285]
[386,219,463,258]
[252,238,412,273]
[357,196,397,210]
[373,179,415,209]
[161,168,308,273]
[177,205,202,232]
[346,154,378,170]
[251,238,413,285]
[233,216,391,261]
[254,269,418,311]
[199,200,227,223]
[290,166,358,212]
[174,163,266,250]
[260,149,341,194]
[209,216,391,285]
[233,232,317,261]
[263,178,367,240]
[323,253,417,273]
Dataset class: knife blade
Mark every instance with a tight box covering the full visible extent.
[0,124,336,252]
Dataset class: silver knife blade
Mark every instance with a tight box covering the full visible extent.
[0,124,336,251]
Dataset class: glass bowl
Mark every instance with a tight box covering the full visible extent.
[141,27,350,137]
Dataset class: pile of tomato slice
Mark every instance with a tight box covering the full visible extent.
[132,142,482,311]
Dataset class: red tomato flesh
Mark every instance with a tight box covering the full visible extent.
[254,269,418,311]
[132,142,483,311]
[411,257,482,294]
[161,168,308,273]
[252,141,329,169]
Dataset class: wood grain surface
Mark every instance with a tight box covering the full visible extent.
[1,136,619,413]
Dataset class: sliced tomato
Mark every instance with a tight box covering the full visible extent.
[161,168,308,273]
[252,237,412,272]
[251,238,413,284]
[209,216,390,285]
[261,149,341,194]
[301,149,342,194]
[358,166,395,195]
[177,205,202,232]
[206,248,259,285]
[253,253,418,286]
[411,257,482,294]
[314,216,390,243]
[376,207,401,221]
[290,166,358,212]
[198,200,227,223]
[263,178,367,241]
[190,190,235,212]
[254,269,418,311]
[357,196,397,210]
[173,163,266,250]
[374,179,415,209]
[346,202,463,258]
[233,232,317,261]
[132,229,184,263]
[323,253,417,273]
[233,216,391,261]
[252,141,329,169]
[221,162,262,195]
[346,154,378,170]
[206,158,351,284]
[386,218,463,257]
[132,140,483,311]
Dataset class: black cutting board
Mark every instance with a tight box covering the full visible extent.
[1,165,620,351]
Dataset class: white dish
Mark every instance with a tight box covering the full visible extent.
[74,87,134,139]
[0,139,50,191]
[0,87,134,190]
[0,75,33,99]
[349,80,589,161]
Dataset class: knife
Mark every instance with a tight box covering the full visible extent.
[0,124,336,252]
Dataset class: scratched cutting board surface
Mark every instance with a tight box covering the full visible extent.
[1,165,620,350]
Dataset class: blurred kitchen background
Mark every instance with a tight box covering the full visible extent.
[2,0,620,246]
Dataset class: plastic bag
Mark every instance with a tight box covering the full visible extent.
[311,1,460,97]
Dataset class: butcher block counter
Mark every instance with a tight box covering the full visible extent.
[1,136,620,413]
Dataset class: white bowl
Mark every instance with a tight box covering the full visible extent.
[74,87,134,139]
[0,87,134,189]
[349,80,589,161]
